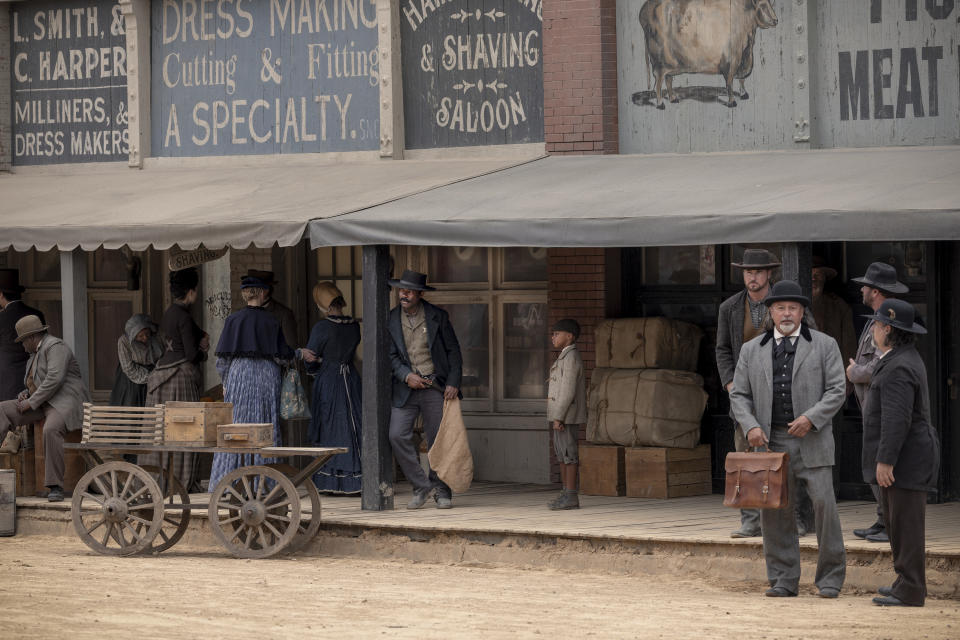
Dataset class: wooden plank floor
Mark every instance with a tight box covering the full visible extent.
[305,482,960,557]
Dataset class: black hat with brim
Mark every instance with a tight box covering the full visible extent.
[851,262,908,294]
[764,280,810,308]
[388,270,436,291]
[731,249,782,269]
[862,299,926,334]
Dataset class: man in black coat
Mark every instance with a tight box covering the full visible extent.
[860,299,939,607]
[387,270,463,510]
[0,269,45,402]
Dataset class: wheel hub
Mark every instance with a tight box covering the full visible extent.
[103,497,129,524]
[241,500,266,526]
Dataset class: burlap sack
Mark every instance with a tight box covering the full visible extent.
[587,368,707,448]
[594,318,703,371]
[427,398,474,494]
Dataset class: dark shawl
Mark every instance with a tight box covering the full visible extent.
[215,306,294,360]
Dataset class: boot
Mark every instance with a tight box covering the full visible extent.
[548,489,580,510]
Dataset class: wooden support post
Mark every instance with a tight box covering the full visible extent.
[119,0,151,167]
[361,245,394,510]
[781,242,813,300]
[376,0,404,159]
[60,249,90,388]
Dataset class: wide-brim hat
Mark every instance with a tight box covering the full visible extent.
[764,280,810,308]
[388,269,436,291]
[862,299,926,334]
[14,315,48,343]
[811,255,837,280]
[851,262,908,294]
[0,268,26,294]
[731,249,782,269]
[246,269,278,285]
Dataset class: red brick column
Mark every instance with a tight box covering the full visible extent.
[547,248,608,481]
[542,0,619,155]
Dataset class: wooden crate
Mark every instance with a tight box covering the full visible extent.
[0,446,36,497]
[82,404,164,445]
[217,423,273,448]
[164,401,233,446]
[625,444,712,499]
[34,422,85,495]
[579,444,625,496]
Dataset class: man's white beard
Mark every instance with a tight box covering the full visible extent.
[778,321,797,334]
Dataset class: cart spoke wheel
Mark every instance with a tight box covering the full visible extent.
[138,465,192,554]
[71,461,164,556]
[208,466,301,559]
[264,463,323,555]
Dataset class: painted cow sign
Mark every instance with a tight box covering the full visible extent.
[638,0,779,108]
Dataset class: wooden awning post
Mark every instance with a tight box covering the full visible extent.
[361,245,394,510]
[60,249,89,388]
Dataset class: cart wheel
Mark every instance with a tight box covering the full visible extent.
[208,465,302,559]
[139,465,191,553]
[71,461,164,556]
[263,464,322,554]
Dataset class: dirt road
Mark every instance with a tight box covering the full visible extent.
[1,535,957,639]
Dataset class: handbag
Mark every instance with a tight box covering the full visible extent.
[723,446,790,510]
[279,366,311,420]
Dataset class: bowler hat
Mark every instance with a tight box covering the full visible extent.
[764,280,810,308]
[863,299,926,334]
[0,269,26,294]
[14,315,48,343]
[313,281,344,312]
[731,249,781,269]
[811,256,837,280]
[246,269,278,285]
[851,262,908,295]
[388,270,436,291]
[551,319,581,340]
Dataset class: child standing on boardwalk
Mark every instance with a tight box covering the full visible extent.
[547,319,587,510]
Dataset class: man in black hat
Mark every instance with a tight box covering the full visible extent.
[847,262,909,543]
[716,249,817,538]
[0,269,45,403]
[247,269,298,346]
[730,280,847,598]
[387,270,463,509]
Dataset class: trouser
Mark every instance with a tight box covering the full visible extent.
[761,427,846,594]
[880,486,927,605]
[389,388,451,496]
[870,483,886,523]
[0,400,69,488]
[733,425,761,531]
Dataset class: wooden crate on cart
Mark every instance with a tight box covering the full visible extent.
[217,423,273,448]
[164,401,233,446]
[81,404,164,445]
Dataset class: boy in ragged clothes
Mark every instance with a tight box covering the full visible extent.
[547,319,586,510]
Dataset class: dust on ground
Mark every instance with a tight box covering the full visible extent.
[1,535,957,639]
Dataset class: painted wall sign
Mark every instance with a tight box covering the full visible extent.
[400,0,544,149]
[168,247,229,270]
[10,0,129,165]
[617,0,959,154]
[151,0,380,157]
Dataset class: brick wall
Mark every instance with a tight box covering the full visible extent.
[547,248,608,481]
[542,0,619,155]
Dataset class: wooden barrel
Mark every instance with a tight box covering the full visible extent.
[0,469,15,536]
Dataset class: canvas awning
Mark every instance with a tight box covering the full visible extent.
[0,157,524,251]
[307,146,960,247]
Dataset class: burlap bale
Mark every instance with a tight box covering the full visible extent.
[594,318,703,371]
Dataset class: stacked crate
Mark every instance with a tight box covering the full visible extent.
[580,318,711,498]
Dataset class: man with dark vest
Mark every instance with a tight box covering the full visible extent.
[387,270,463,510]
[847,262,909,544]
[247,269,298,345]
[0,269,45,403]
[716,249,817,538]
[730,281,847,598]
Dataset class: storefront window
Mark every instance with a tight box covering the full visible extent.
[643,246,716,285]
[846,242,926,285]
[92,249,129,285]
[315,246,363,319]
[32,249,60,284]
[429,247,488,283]
[502,302,549,400]
[438,303,490,398]
[503,247,548,283]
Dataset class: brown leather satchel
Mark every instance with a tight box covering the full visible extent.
[723,447,790,509]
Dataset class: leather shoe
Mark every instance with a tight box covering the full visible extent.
[873,595,920,607]
[818,588,840,599]
[866,531,890,543]
[406,488,431,510]
[46,487,64,502]
[730,526,761,539]
[878,586,894,596]
[435,494,453,509]
[853,521,884,539]
[765,587,796,598]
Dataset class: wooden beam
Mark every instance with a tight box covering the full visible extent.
[376,0,404,159]
[781,242,813,299]
[119,0,151,167]
[361,244,394,510]
[60,249,89,388]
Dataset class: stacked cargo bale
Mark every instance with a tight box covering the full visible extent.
[580,318,710,497]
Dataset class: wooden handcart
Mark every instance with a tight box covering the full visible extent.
[64,443,347,559]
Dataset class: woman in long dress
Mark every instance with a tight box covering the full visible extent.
[110,314,164,408]
[141,268,208,491]
[301,282,362,494]
[208,276,294,490]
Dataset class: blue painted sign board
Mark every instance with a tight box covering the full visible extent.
[10,0,129,165]
[151,0,380,157]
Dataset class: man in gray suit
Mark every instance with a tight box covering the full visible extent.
[730,281,847,598]
[0,315,91,502]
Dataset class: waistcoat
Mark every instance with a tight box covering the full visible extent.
[771,338,796,426]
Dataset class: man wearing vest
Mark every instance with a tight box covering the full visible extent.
[716,249,817,538]
[387,270,463,510]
